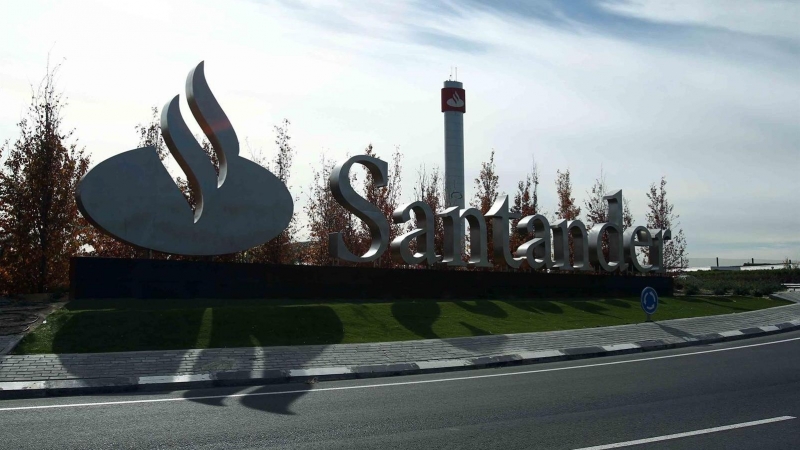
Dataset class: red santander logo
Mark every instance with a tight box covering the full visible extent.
[441,87,466,113]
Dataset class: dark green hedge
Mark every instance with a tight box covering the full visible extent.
[675,268,799,296]
[689,267,800,283]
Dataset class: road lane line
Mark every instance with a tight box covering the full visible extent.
[2,335,800,412]
[572,416,796,449]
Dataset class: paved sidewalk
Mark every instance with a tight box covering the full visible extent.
[2,299,800,398]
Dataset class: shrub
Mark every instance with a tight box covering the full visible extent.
[712,282,730,295]
[691,268,800,286]
[685,283,700,295]
[751,282,783,297]
[732,283,749,296]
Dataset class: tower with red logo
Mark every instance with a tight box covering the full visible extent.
[442,80,465,209]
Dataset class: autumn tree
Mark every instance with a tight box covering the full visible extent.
[304,144,404,267]
[412,165,446,266]
[510,157,542,257]
[304,154,361,266]
[362,144,403,268]
[0,63,91,293]
[555,169,581,221]
[135,106,168,160]
[623,198,632,230]
[646,176,688,271]
[243,119,299,264]
[584,168,609,228]
[584,168,633,229]
[472,149,501,268]
[554,169,581,267]
[584,168,634,269]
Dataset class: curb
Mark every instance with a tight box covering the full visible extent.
[2,320,799,400]
[0,335,23,357]
[771,292,800,303]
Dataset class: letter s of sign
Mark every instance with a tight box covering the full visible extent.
[328,155,391,262]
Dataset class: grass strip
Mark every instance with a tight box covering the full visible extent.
[13,295,791,354]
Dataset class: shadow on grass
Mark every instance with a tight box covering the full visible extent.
[681,296,752,312]
[504,300,564,315]
[603,299,633,309]
[454,300,508,318]
[390,301,441,339]
[65,296,471,311]
[51,306,345,352]
[51,309,206,353]
[564,301,613,317]
[460,322,491,336]
[205,306,344,347]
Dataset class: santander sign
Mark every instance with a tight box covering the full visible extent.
[76,62,293,256]
[77,63,670,273]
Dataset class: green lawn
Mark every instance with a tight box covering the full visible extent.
[13,295,791,354]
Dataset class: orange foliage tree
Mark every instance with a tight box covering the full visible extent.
[471,149,501,268]
[646,176,688,271]
[412,165,446,266]
[363,144,403,268]
[241,119,300,264]
[0,64,91,293]
[304,144,403,267]
[510,157,542,263]
[584,168,633,269]
[554,169,581,267]
[304,154,361,266]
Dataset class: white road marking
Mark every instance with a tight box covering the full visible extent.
[719,330,744,337]
[601,343,640,352]
[572,416,796,450]
[2,335,800,412]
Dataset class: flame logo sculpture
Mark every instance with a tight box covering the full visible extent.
[446,91,464,108]
[76,62,294,256]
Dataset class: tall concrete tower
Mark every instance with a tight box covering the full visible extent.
[442,80,465,209]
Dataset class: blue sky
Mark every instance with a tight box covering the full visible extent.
[0,0,798,262]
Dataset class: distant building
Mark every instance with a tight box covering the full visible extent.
[684,258,797,272]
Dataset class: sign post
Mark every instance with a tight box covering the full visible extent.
[641,287,658,322]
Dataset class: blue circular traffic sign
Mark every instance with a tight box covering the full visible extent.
[641,287,658,315]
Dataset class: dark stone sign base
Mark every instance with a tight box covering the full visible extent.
[70,257,673,300]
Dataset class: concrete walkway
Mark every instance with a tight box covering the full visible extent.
[2,297,800,398]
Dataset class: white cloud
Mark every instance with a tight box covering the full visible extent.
[602,0,800,41]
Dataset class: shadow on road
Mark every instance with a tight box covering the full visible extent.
[237,384,313,415]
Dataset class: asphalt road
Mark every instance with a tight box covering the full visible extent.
[2,330,800,449]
